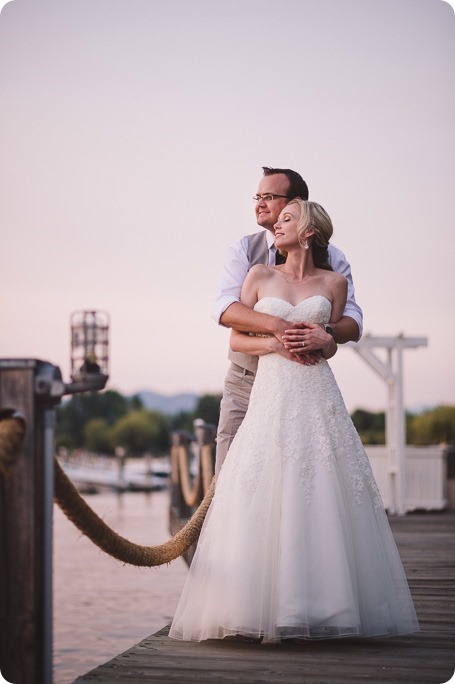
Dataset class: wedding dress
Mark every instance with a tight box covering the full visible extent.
[169,296,419,643]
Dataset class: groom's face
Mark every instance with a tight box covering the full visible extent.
[255,173,291,233]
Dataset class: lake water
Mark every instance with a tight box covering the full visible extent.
[53,489,189,684]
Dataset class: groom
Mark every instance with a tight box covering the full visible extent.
[211,166,363,476]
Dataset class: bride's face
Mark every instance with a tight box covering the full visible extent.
[274,203,301,249]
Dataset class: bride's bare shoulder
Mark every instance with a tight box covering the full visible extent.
[323,270,348,301]
[247,264,275,280]
[320,269,347,286]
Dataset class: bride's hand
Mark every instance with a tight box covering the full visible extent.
[274,342,318,365]
[291,350,322,366]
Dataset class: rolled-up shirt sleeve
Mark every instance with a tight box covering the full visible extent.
[328,244,363,340]
[211,236,250,325]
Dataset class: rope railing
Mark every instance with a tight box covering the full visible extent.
[201,443,215,494]
[0,414,215,567]
[173,444,202,507]
[171,440,215,508]
[54,457,214,566]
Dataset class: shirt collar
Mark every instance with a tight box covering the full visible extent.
[265,230,276,249]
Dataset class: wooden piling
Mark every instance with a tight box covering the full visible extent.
[0,359,60,684]
[169,426,216,566]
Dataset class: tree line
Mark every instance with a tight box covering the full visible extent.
[351,406,455,446]
[56,390,222,456]
[56,390,455,457]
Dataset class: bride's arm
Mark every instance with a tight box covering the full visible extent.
[229,266,302,361]
[230,329,283,356]
[229,266,277,356]
[230,329,304,363]
[320,275,348,360]
[221,265,290,341]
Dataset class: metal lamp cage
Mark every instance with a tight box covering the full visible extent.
[70,310,109,382]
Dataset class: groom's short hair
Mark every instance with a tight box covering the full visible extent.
[262,166,309,201]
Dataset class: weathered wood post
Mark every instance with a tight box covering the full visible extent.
[0,359,64,684]
[169,422,216,565]
[169,431,194,536]
[193,420,216,494]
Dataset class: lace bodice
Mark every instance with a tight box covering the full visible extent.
[254,294,332,325]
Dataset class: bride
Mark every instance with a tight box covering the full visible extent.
[169,199,419,643]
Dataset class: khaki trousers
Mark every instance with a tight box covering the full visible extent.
[215,363,255,478]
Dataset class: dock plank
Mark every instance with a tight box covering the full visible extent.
[73,512,455,683]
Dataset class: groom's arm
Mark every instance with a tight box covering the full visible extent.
[327,316,359,344]
[221,301,289,340]
[328,244,363,341]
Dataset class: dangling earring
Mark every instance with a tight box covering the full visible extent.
[304,239,309,250]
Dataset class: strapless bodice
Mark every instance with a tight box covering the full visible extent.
[254,295,332,325]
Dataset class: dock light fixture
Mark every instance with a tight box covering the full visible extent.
[68,310,109,394]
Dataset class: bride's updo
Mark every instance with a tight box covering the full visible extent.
[288,198,333,271]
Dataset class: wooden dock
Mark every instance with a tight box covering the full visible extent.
[73,512,455,683]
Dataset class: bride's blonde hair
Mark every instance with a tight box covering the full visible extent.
[288,198,333,270]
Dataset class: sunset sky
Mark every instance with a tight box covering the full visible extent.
[1,0,454,413]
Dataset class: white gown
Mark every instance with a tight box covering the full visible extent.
[169,296,419,643]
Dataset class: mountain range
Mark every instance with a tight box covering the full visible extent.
[138,390,199,415]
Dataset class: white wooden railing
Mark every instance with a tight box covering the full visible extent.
[366,445,447,512]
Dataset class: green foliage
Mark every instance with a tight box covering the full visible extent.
[129,394,144,411]
[84,418,112,453]
[56,390,222,454]
[408,405,455,445]
[56,388,171,455]
[350,405,455,445]
[56,390,129,449]
[192,393,222,427]
[167,394,222,433]
[109,410,169,455]
[168,410,194,433]
[350,409,385,445]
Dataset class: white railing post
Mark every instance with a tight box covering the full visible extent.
[347,335,427,515]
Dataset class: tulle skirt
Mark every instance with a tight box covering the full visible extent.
[169,438,419,642]
[169,310,419,643]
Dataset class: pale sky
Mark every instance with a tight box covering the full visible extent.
[1,0,454,413]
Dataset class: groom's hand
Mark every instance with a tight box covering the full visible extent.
[282,321,332,357]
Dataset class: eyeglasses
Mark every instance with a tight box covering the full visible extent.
[253,194,289,203]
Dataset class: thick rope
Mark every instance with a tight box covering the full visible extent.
[170,442,214,507]
[201,444,214,494]
[0,411,27,477]
[0,414,214,567]
[54,457,214,567]
[174,445,202,507]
